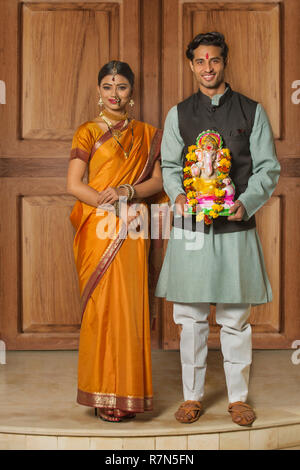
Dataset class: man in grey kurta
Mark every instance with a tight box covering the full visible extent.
[155,32,280,425]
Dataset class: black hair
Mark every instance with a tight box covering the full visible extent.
[97,60,135,88]
[186,32,229,65]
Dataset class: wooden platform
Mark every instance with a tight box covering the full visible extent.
[0,350,300,450]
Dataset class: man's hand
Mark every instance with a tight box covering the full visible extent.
[227,200,245,221]
[174,193,187,216]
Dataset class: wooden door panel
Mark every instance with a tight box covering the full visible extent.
[0,177,81,349]
[249,197,281,333]
[22,3,117,139]
[22,195,80,333]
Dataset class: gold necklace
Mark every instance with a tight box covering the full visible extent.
[100,112,127,139]
[102,116,134,159]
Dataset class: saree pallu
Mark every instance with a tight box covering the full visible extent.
[70,119,165,412]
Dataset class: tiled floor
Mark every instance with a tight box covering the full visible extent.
[0,350,300,450]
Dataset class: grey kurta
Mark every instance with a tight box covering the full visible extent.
[155,93,281,304]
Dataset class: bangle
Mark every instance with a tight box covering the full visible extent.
[119,184,135,201]
[118,185,130,199]
[127,184,135,200]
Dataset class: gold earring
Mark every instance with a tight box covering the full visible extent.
[129,99,134,107]
[98,96,103,106]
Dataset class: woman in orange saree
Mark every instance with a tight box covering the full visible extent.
[67,61,167,422]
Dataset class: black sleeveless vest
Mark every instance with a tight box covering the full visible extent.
[176,84,257,234]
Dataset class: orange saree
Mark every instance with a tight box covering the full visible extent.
[69,119,164,412]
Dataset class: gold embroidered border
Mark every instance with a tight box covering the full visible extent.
[134,129,162,185]
[91,120,130,159]
[77,389,153,412]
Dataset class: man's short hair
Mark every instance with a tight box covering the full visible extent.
[186,32,229,65]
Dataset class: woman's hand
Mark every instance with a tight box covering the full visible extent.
[97,186,127,205]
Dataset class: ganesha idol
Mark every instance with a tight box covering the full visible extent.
[183,130,235,222]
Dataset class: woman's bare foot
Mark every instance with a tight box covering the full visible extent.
[113,409,136,420]
[97,408,122,422]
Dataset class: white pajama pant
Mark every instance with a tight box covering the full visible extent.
[173,302,252,404]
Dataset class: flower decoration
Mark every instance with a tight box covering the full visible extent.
[183,130,234,225]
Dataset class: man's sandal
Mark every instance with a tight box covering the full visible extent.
[228,401,256,426]
[175,400,203,424]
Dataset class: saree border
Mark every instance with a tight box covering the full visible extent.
[90,119,130,160]
[134,129,162,185]
[69,147,90,163]
[77,389,153,412]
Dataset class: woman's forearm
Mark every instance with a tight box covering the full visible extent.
[133,177,163,199]
[67,182,100,208]
[67,177,163,207]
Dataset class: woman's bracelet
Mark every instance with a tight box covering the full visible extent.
[118,184,135,201]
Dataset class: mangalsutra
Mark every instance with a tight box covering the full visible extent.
[101,114,134,159]
[110,123,134,159]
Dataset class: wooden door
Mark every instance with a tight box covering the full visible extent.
[161,0,300,349]
[0,0,141,349]
[1,0,299,351]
